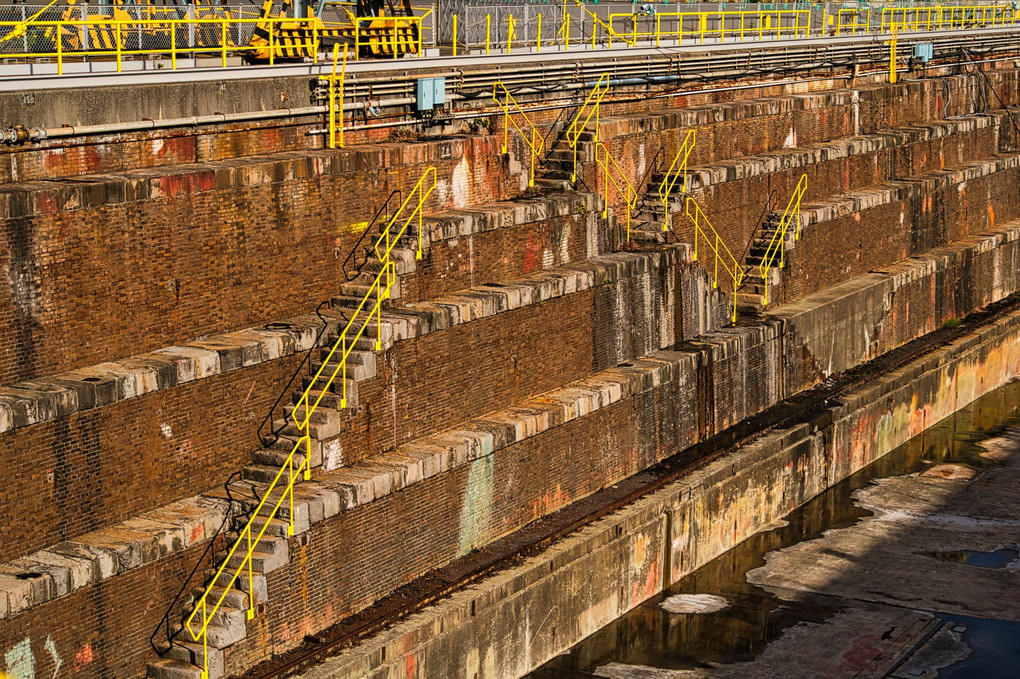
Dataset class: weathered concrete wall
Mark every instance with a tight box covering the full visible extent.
[298,296,1020,679]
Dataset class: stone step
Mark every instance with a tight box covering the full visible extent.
[204,569,268,603]
[283,400,341,426]
[289,387,345,412]
[252,447,309,469]
[173,619,245,649]
[309,353,377,383]
[273,415,342,441]
[224,535,289,573]
[147,658,205,679]
[181,600,247,631]
[191,584,251,610]
[298,376,360,407]
[242,461,310,484]
[167,641,225,679]
[534,177,573,192]
[248,515,295,538]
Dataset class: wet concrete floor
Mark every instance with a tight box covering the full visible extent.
[527,378,1020,679]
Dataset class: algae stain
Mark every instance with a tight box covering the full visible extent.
[4,638,34,679]
[457,456,495,556]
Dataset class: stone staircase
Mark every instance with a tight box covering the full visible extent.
[146,226,421,679]
[735,211,784,311]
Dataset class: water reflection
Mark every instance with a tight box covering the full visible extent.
[528,380,1020,677]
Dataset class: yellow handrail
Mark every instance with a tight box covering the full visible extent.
[657,129,697,231]
[566,73,609,183]
[594,141,638,242]
[185,436,309,679]
[685,197,743,323]
[572,0,633,48]
[493,82,544,188]
[295,167,436,421]
[758,173,807,306]
[327,43,349,149]
[184,167,436,679]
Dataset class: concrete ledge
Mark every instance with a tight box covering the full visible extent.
[298,304,1020,679]
[684,113,999,190]
[0,496,225,620]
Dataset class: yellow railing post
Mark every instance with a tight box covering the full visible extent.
[537,13,542,51]
[116,21,122,72]
[758,173,807,306]
[452,13,457,55]
[888,22,898,84]
[486,13,491,54]
[493,82,543,187]
[658,129,697,231]
[506,13,516,53]
[224,18,230,67]
[171,19,177,70]
[594,141,638,242]
[566,73,608,183]
[685,197,743,323]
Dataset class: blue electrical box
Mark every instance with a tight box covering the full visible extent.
[417,77,446,112]
[913,43,934,63]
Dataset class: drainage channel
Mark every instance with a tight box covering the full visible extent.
[528,378,1020,678]
[239,292,1020,679]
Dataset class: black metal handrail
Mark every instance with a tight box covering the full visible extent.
[735,187,779,290]
[256,300,334,447]
[151,185,412,658]
[342,189,402,282]
[149,470,254,655]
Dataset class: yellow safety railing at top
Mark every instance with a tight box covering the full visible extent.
[880,5,1020,34]
[608,10,811,46]
[0,16,320,74]
[834,9,871,36]
[493,82,544,187]
[327,43,350,149]
[685,197,744,323]
[566,73,609,183]
[184,167,436,679]
[572,0,634,48]
[657,129,697,231]
[594,141,638,242]
[758,173,807,306]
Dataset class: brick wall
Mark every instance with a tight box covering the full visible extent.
[0,540,206,679]
[0,353,303,562]
[0,135,521,386]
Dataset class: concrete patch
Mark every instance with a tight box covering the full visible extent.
[658,593,729,614]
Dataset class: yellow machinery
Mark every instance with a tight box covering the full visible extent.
[247,0,421,61]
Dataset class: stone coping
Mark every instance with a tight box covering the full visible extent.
[684,113,1000,190]
[0,190,620,437]
[3,220,1017,619]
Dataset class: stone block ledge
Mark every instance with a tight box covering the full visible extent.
[0,193,659,437]
[0,495,226,620]
[685,113,1000,190]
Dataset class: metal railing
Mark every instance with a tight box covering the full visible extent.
[566,73,609,183]
[0,15,319,73]
[685,196,744,323]
[880,5,1020,32]
[185,436,310,679]
[294,167,434,415]
[183,166,435,679]
[493,81,544,187]
[657,129,697,231]
[607,9,812,46]
[326,43,349,149]
[758,173,807,306]
[594,141,638,242]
